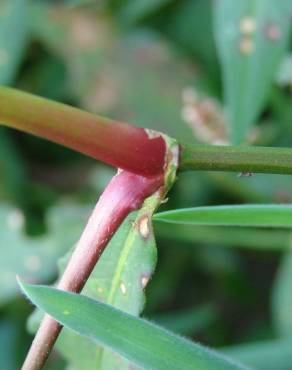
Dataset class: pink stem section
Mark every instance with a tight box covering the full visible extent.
[0,87,166,176]
[21,171,163,370]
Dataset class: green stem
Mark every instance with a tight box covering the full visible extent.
[180,144,292,174]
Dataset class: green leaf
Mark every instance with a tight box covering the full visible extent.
[214,0,291,143]
[154,205,292,228]
[0,0,28,84]
[223,338,292,370]
[156,223,292,250]
[153,304,217,336]
[30,194,161,370]
[19,281,249,370]
[0,204,88,305]
[118,0,173,24]
[30,3,195,143]
[0,321,18,370]
[0,0,30,210]
[272,250,292,337]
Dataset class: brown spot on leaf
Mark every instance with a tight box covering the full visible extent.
[138,215,151,239]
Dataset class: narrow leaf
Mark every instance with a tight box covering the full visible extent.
[154,205,292,228]
[29,194,161,370]
[19,281,249,370]
[214,0,291,143]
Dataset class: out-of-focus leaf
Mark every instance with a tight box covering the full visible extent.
[0,321,18,370]
[20,281,249,370]
[222,338,292,370]
[272,250,292,337]
[118,0,173,24]
[30,3,195,143]
[154,205,292,228]
[0,0,28,85]
[276,54,292,87]
[153,304,217,336]
[156,223,292,250]
[0,128,28,206]
[31,194,161,370]
[0,204,88,305]
[155,0,219,85]
[214,0,291,143]
[0,0,30,212]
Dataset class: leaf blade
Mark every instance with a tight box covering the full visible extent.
[154,205,292,228]
[214,0,291,143]
[19,281,249,370]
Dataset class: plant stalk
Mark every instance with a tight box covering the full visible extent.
[3,87,292,177]
[0,87,166,177]
[21,170,163,370]
[180,144,292,174]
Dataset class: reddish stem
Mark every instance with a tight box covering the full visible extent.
[21,171,163,370]
[0,87,166,177]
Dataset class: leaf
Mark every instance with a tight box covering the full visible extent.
[0,321,18,370]
[223,338,292,370]
[118,0,173,24]
[214,0,291,143]
[30,193,161,370]
[272,250,292,337]
[156,223,292,250]
[0,0,29,84]
[0,204,88,305]
[0,0,30,210]
[19,281,249,370]
[154,204,292,228]
[156,0,219,83]
[29,3,195,143]
[153,304,217,336]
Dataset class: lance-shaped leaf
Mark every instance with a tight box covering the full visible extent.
[214,0,291,143]
[154,204,292,228]
[29,193,163,370]
[20,281,249,370]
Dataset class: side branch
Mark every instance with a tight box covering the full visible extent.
[180,144,292,175]
[21,171,163,370]
[0,87,166,177]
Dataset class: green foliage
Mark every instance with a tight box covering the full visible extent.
[30,194,160,370]
[19,281,249,370]
[272,251,292,337]
[154,204,292,228]
[116,0,173,25]
[1,1,292,369]
[0,0,28,85]
[214,0,292,143]
[223,338,292,370]
[29,2,194,142]
[0,204,87,305]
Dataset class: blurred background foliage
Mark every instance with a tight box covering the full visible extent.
[1,0,292,369]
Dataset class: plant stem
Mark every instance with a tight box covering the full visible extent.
[180,144,292,174]
[0,87,166,177]
[21,170,163,370]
